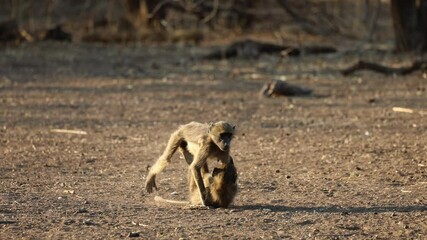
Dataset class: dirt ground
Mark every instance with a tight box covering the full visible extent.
[0,41,426,239]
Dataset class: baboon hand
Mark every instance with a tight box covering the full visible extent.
[203,189,213,206]
[145,174,158,193]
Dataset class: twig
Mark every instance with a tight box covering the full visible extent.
[392,107,413,114]
[341,60,427,76]
[203,39,336,60]
[0,220,17,224]
[50,129,87,135]
[392,107,427,115]
[148,0,179,19]
[202,0,219,23]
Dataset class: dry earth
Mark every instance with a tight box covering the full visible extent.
[0,41,426,239]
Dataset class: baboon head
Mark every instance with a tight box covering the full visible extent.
[208,121,235,151]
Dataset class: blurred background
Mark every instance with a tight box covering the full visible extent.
[1,0,415,49]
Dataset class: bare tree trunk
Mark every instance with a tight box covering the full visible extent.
[390,0,427,52]
[420,0,427,51]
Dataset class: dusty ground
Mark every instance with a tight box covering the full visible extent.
[0,41,426,239]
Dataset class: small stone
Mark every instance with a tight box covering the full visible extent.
[83,219,96,226]
[64,219,75,225]
[263,218,274,223]
[77,208,88,213]
[63,190,75,194]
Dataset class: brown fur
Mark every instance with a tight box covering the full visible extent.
[155,157,238,208]
[145,121,236,207]
[205,157,238,208]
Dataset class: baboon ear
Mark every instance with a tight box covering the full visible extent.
[208,122,214,133]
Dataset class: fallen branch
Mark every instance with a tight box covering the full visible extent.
[204,39,336,60]
[0,220,17,225]
[341,60,427,76]
[50,129,87,135]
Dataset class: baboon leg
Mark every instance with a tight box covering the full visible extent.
[145,130,182,193]
[188,168,198,204]
[180,142,209,202]
[188,163,209,205]
[179,142,194,165]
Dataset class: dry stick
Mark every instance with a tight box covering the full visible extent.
[392,107,427,115]
[340,60,427,76]
[204,39,336,60]
[0,220,17,225]
[148,0,178,19]
[392,107,414,114]
[50,129,87,135]
[202,0,219,23]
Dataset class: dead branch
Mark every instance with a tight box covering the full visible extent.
[203,39,336,60]
[340,60,427,76]
[202,0,219,23]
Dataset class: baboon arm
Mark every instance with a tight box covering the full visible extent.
[191,166,207,204]
[190,144,211,205]
[145,130,182,193]
[145,173,157,193]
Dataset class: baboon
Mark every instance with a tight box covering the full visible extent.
[154,156,238,208]
[145,121,236,207]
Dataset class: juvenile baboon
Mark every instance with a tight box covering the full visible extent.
[202,156,238,208]
[145,121,236,207]
[154,157,238,208]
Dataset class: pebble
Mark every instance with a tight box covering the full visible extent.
[83,219,96,226]
[77,208,88,213]
[128,232,140,238]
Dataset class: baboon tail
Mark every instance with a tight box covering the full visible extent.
[154,196,189,205]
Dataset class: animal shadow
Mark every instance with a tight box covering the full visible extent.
[236,204,427,214]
